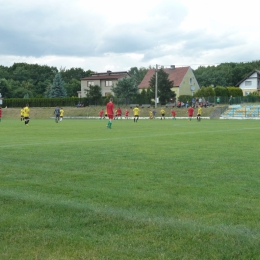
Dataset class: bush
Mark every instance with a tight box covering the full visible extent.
[3,97,89,108]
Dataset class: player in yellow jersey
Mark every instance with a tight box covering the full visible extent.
[160,108,165,120]
[133,105,140,122]
[23,104,30,126]
[60,107,64,121]
[149,110,153,119]
[20,107,24,121]
[197,106,202,122]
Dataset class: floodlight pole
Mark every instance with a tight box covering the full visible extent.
[155,64,158,108]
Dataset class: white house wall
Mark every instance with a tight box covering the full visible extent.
[80,79,118,97]
[239,72,259,95]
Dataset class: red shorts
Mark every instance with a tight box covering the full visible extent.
[108,114,113,119]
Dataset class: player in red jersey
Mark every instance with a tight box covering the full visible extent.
[106,98,114,129]
[125,109,129,119]
[171,109,176,120]
[116,107,122,120]
[187,105,194,122]
[99,109,104,120]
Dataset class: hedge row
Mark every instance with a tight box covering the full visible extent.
[2,98,88,108]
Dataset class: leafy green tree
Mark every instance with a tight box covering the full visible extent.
[146,87,153,103]
[34,80,52,98]
[129,67,149,86]
[112,77,138,104]
[149,68,175,104]
[104,93,114,106]
[178,95,192,103]
[139,89,146,104]
[60,67,93,82]
[214,86,229,97]
[86,85,102,105]
[65,79,81,97]
[48,73,67,98]
[194,61,260,87]
[248,91,259,96]
[194,86,215,98]
[0,78,13,98]
[12,87,32,98]
[227,87,243,97]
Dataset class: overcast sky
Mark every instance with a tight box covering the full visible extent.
[0,0,259,72]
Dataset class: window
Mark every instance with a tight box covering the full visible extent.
[189,78,193,85]
[245,81,252,86]
[105,81,113,87]
[88,81,94,86]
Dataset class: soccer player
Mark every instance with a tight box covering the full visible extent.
[152,110,156,119]
[106,98,114,129]
[187,105,194,122]
[60,107,64,121]
[197,106,202,122]
[171,109,176,120]
[149,110,153,119]
[133,105,140,122]
[117,107,122,120]
[20,107,24,121]
[0,107,2,122]
[99,109,104,120]
[24,103,30,126]
[125,109,129,119]
[160,108,165,120]
[54,106,60,123]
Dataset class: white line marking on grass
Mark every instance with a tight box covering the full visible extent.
[1,189,259,239]
[1,127,260,148]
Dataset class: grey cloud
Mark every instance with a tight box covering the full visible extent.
[0,0,188,58]
[0,3,106,57]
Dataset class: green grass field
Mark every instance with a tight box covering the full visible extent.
[1,118,260,259]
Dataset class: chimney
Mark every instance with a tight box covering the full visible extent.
[170,65,175,70]
[107,70,112,75]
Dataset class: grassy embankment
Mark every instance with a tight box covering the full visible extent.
[2,105,218,119]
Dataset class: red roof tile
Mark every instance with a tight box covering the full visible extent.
[138,67,190,89]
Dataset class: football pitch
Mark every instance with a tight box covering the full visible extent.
[1,118,260,259]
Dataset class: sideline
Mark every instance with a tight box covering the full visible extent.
[50,116,211,120]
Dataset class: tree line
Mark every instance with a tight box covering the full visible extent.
[1,60,260,105]
[0,63,92,98]
[193,60,260,88]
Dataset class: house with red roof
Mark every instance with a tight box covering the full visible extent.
[78,70,131,97]
[138,65,200,100]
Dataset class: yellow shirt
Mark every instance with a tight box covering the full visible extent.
[60,109,64,117]
[198,107,202,114]
[23,106,30,117]
[160,109,165,114]
[20,108,24,116]
[133,107,140,116]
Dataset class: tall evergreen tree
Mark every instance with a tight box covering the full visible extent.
[86,84,102,105]
[112,77,138,104]
[48,73,67,98]
[149,68,175,104]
